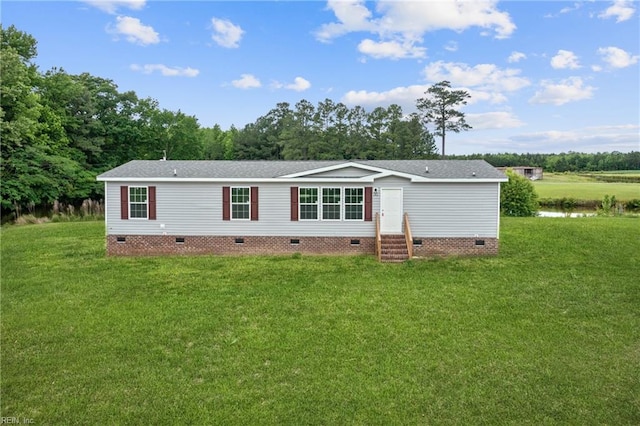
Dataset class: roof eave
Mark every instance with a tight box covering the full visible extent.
[97,176,508,183]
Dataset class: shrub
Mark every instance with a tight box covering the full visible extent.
[625,199,640,212]
[501,169,539,217]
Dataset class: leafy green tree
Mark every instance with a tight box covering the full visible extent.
[416,80,471,157]
[0,25,91,210]
[148,109,202,160]
[501,169,539,217]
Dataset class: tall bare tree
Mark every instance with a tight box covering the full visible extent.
[416,80,471,158]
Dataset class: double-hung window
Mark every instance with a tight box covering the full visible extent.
[231,187,250,220]
[322,188,341,220]
[299,188,319,220]
[344,188,364,220]
[129,187,148,219]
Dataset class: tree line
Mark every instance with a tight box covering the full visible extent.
[452,152,640,173]
[1,25,637,216]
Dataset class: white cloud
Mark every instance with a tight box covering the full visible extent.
[529,77,595,105]
[315,0,375,42]
[130,64,199,77]
[423,61,530,93]
[211,17,244,48]
[232,74,261,89]
[509,125,640,152]
[108,16,159,45]
[342,84,429,109]
[508,51,526,63]
[444,41,458,52]
[375,0,516,38]
[598,0,635,22]
[466,112,525,129]
[83,0,145,14]
[358,38,426,59]
[550,50,581,69]
[597,46,640,68]
[315,0,515,59]
[272,77,312,92]
[560,2,582,14]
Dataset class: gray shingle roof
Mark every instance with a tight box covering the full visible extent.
[97,160,506,180]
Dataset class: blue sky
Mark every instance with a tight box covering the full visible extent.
[4,0,639,155]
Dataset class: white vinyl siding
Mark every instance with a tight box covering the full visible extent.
[403,182,499,237]
[105,180,500,238]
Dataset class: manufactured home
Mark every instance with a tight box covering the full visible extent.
[97,160,507,262]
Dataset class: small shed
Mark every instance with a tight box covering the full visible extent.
[497,166,543,180]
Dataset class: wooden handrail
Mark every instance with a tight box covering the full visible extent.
[375,212,382,262]
[403,212,413,260]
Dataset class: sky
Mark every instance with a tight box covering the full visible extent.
[3,0,640,155]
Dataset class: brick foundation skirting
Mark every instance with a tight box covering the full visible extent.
[412,237,499,257]
[107,235,498,257]
[107,235,376,256]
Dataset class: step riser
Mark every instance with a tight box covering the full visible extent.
[379,234,409,262]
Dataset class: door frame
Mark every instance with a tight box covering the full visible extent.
[379,187,403,234]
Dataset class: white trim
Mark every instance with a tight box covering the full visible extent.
[299,187,320,221]
[297,186,367,222]
[230,186,251,221]
[496,182,501,239]
[97,176,507,183]
[128,185,149,220]
[343,187,365,222]
[280,162,389,178]
[321,187,342,221]
[104,182,108,233]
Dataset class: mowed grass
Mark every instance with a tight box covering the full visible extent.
[534,172,639,201]
[2,219,639,424]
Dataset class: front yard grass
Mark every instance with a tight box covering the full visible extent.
[1,218,639,424]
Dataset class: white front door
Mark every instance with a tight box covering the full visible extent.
[380,188,403,234]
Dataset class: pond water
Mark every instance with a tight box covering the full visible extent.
[537,210,596,218]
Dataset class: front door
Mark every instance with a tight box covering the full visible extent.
[380,188,403,234]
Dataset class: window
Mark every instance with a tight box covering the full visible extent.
[322,188,341,220]
[344,188,364,220]
[291,186,371,222]
[129,187,148,219]
[231,187,250,219]
[299,188,318,220]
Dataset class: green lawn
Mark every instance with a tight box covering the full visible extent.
[534,173,639,201]
[2,219,639,424]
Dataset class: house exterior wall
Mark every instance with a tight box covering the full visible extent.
[105,179,501,238]
[403,182,500,237]
[105,181,377,237]
[104,177,501,257]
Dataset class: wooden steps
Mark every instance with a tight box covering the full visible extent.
[379,234,409,263]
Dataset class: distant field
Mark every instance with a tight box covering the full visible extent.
[590,170,640,176]
[2,219,639,424]
[534,172,639,201]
